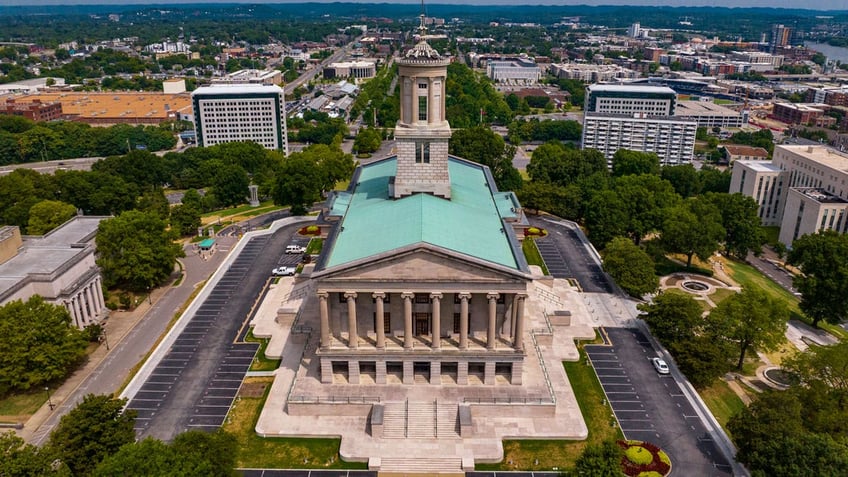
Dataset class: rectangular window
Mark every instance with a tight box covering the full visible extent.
[418,95,428,121]
[415,293,430,304]
[453,313,461,333]
[415,142,430,163]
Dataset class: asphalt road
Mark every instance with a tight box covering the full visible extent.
[745,251,799,296]
[528,215,613,293]
[587,328,732,477]
[129,223,301,441]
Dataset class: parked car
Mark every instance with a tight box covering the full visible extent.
[651,357,670,375]
[285,245,307,254]
[272,266,296,276]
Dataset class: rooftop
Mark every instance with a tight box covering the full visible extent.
[17,91,191,122]
[735,159,782,173]
[675,101,741,118]
[320,156,524,271]
[794,187,848,204]
[588,84,676,95]
[192,84,283,96]
[723,145,769,157]
[780,145,848,174]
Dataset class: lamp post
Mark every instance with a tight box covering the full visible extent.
[45,387,54,411]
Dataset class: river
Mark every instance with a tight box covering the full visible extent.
[804,41,848,63]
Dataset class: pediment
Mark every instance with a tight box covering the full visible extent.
[316,246,528,284]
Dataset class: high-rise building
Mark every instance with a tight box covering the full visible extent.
[191,84,288,153]
[770,24,792,54]
[581,84,697,166]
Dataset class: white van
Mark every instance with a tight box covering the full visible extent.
[285,245,306,254]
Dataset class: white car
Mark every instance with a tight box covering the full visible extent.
[285,245,307,254]
[652,357,670,375]
[272,266,296,276]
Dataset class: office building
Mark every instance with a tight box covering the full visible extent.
[730,145,848,245]
[486,58,541,85]
[191,84,288,153]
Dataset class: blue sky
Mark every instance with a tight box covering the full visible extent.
[0,1,845,10]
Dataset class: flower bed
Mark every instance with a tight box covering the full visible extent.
[618,440,671,477]
[298,225,321,236]
[524,226,548,238]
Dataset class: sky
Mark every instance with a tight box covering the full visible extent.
[0,0,845,11]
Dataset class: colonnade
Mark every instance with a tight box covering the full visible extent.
[65,277,106,328]
[318,291,527,352]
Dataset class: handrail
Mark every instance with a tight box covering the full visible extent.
[287,395,382,404]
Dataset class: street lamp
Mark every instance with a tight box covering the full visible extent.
[45,387,55,411]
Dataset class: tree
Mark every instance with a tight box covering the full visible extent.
[170,204,201,237]
[19,126,65,162]
[95,210,184,292]
[211,163,249,208]
[449,126,522,191]
[0,296,87,395]
[613,174,681,245]
[785,340,848,411]
[788,230,848,327]
[353,127,382,154]
[47,394,136,476]
[573,440,623,477]
[660,164,701,198]
[527,143,606,187]
[516,181,582,219]
[136,188,170,219]
[638,291,703,345]
[272,153,324,216]
[602,237,658,296]
[709,288,788,370]
[707,192,765,259]
[584,190,628,248]
[93,430,238,477]
[611,149,660,177]
[661,198,724,268]
[0,430,63,476]
[27,200,77,235]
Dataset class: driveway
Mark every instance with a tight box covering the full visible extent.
[528,216,613,293]
[586,328,732,477]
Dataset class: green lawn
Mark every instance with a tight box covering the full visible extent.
[522,238,549,275]
[201,201,276,219]
[222,378,366,469]
[709,287,737,305]
[244,330,281,372]
[477,345,623,471]
[0,389,49,422]
[700,380,746,435]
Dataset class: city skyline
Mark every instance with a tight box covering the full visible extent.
[0,0,846,12]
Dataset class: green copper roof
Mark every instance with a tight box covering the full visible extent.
[323,157,522,270]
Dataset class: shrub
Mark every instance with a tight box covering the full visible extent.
[625,446,653,465]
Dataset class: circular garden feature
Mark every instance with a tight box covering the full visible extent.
[682,280,710,292]
[619,440,671,477]
[764,367,797,387]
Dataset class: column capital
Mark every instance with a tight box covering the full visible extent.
[458,292,472,300]
[401,292,415,300]
[487,292,500,301]
[317,291,329,299]
[429,292,443,300]
[344,291,358,300]
[372,292,386,300]
[515,292,529,300]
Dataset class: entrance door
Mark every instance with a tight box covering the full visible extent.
[414,313,430,335]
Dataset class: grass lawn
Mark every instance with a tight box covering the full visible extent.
[763,340,800,367]
[0,389,48,422]
[713,99,735,105]
[476,346,623,471]
[222,378,366,469]
[201,201,275,219]
[306,238,324,255]
[522,238,549,275]
[708,288,737,305]
[244,330,281,372]
[699,380,746,435]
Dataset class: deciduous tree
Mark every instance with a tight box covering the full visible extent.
[0,296,87,395]
[706,192,765,259]
[47,394,136,477]
[638,291,703,345]
[449,126,522,191]
[788,230,848,327]
[95,210,184,292]
[574,440,623,477]
[661,198,724,268]
[611,149,660,177]
[27,199,77,235]
[708,288,788,370]
[602,237,658,296]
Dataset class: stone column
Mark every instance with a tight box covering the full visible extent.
[430,292,442,350]
[514,293,527,352]
[94,278,105,311]
[459,292,471,350]
[412,77,420,125]
[318,291,330,349]
[487,293,499,350]
[66,301,78,328]
[85,284,97,318]
[428,77,434,125]
[345,292,358,349]
[402,292,414,350]
[73,296,85,326]
[373,292,386,349]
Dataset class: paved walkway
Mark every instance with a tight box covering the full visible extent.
[19,236,237,444]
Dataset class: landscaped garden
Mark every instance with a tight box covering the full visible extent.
[619,440,671,476]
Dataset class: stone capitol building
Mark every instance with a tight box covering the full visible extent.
[252,19,596,473]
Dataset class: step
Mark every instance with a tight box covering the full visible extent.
[436,402,460,438]
[382,402,406,439]
[379,456,463,473]
[406,401,435,438]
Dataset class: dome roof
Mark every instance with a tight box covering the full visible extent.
[405,40,441,60]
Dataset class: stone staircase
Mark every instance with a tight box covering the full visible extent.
[383,401,407,438]
[436,401,460,438]
[406,400,436,438]
[378,456,464,474]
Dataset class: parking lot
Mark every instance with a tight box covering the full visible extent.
[586,328,732,477]
[128,223,303,441]
[528,216,613,293]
